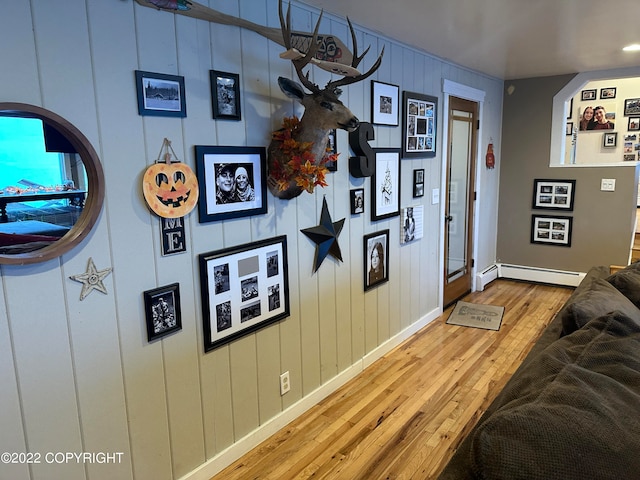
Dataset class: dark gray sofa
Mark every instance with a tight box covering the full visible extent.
[437,264,640,480]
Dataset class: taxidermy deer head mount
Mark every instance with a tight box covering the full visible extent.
[134,0,384,199]
[268,0,384,199]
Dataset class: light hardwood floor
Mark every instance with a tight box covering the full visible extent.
[210,279,573,480]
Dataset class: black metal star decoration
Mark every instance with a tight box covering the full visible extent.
[301,197,345,273]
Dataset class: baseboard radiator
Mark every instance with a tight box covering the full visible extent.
[496,263,585,287]
[476,264,499,291]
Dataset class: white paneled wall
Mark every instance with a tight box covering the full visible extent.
[0,0,503,479]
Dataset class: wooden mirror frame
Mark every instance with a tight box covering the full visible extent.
[0,103,105,265]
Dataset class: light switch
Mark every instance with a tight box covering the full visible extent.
[432,188,440,204]
[601,179,616,191]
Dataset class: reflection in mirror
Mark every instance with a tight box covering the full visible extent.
[0,103,104,265]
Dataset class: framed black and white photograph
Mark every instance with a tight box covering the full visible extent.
[350,188,364,214]
[628,117,640,131]
[566,122,573,135]
[199,236,290,352]
[531,215,573,247]
[581,89,596,101]
[135,70,186,117]
[603,132,617,148]
[371,148,401,221]
[210,70,241,120]
[364,229,389,291]
[532,179,576,211]
[143,283,182,342]
[326,129,338,171]
[400,205,423,244]
[402,91,437,158]
[371,80,400,126]
[413,168,425,197]
[195,145,267,223]
[600,87,616,100]
[624,98,640,116]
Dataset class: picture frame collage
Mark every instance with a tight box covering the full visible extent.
[137,72,442,351]
[575,85,640,161]
[530,179,576,247]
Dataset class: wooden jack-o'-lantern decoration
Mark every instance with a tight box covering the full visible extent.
[143,138,199,218]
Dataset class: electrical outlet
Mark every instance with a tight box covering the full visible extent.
[279,371,290,395]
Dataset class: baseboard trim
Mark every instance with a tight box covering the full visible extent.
[497,263,585,287]
[178,306,442,480]
[476,264,499,291]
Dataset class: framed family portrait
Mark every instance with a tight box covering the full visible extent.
[363,229,389,291]
[199,236,290,352]
[195,145,267,222]
[210,70,241,120]
[628,117,640,131]
[402,91,437,158]
[532,179,576,211]
[135,70,186,117]
[350,188,364,214]
[371,148,401,221]
[143,283,182,342]
[624,98,640,116]
[531,215,573,247]
[371,80,400,126]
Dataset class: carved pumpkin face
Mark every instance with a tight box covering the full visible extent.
[143,161,199,218]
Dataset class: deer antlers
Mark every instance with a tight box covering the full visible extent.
[278,0,384,95]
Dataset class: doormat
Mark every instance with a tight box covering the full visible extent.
[446,301,504,331]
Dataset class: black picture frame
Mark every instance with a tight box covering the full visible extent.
[532,179,576,211]
[371,148,401,221]
[210,70,241,120]
[350,188,364,214]
[566,98,573,119]
[603,132,617,148]
[326,129,338,171]
[530,215,573,247]
[199,236,290,352]
[566,122,573,135]
[195,145,267,223]
[143,283,182,342]
[402,91,437,158]
[371,80,400,126]
[628,117,640,131]
[600,87,616,100]
[624,98,640,116]
[413,168,425,197]
[581,89,597,101]
[135,70,186,117]
[364,229,390,291]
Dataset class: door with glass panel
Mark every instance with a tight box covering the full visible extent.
[443,96,478,307]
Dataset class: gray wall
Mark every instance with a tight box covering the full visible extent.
[498,75,638,272]
[0,1,503,479]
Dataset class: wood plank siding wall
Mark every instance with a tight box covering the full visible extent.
[0,1,503,479]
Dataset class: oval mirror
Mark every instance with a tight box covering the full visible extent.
[0,103,105,265]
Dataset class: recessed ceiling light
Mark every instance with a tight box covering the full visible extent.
[623,44,640,52]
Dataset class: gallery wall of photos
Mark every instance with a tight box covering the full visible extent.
[136,71,441,350]
[566,77,640,164]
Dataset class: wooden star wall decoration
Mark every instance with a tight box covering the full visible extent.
[69,257,113,301]
[300,197,345,273]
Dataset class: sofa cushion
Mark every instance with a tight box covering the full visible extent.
[470,311,640,480]
[556,276,640,336]
[607,262,640,309]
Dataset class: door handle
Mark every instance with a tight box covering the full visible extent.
[445,215,453,222]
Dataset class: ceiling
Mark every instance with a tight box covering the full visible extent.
[301,0,640,80]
